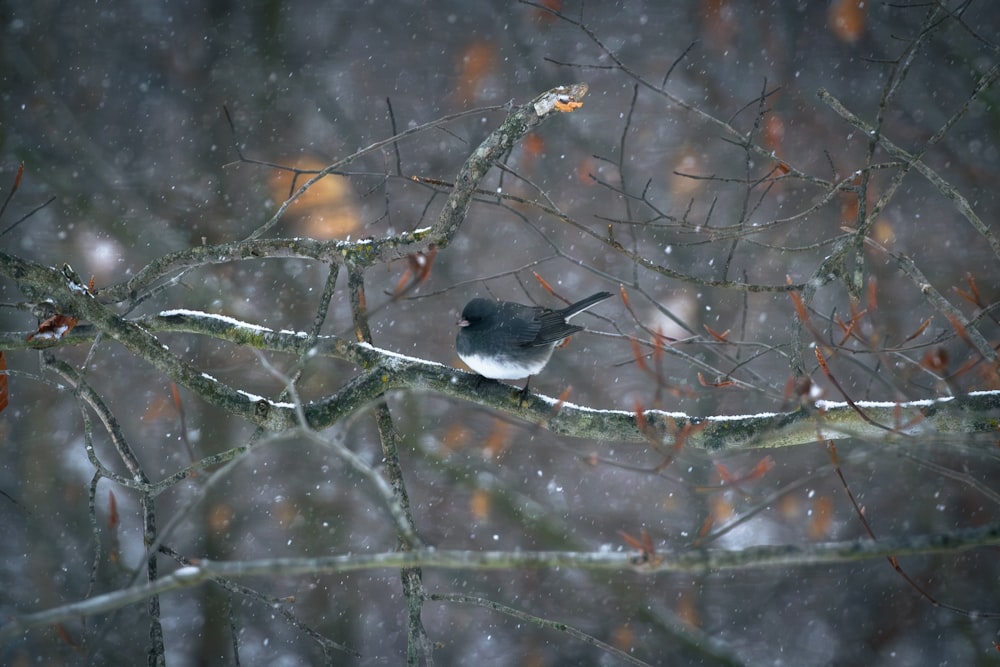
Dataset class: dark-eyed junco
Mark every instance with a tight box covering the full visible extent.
[456,291,612,381]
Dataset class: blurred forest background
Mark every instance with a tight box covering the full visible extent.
[2,1,1000,665]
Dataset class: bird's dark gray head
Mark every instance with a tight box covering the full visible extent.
[458,298,497,329]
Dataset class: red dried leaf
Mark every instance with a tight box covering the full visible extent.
[107,490,119,529]
[633,398,646,428]
[108,490,121,565]
[945,313,972,348]
[393,246,437,297]
[697,372,733,388]
[529,0,562,24]
[903,318,932,343]
[648,333,664,369]
[618,528,660,566]
[618,529,646,551]
[965,273,981,305]
[866,277,878,311]
[836,306,870,346]
[0,162,25,221]
[921,348,948,373]
[55,623,81,650]
[629,337,648,372]
[0,351,7,414]
[714,461,735,485]
[695,515,715,541]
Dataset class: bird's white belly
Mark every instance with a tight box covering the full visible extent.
[457,350,551,379]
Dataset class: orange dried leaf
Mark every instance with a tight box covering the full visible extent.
[576,155,599,185]
[787,287,809,323]
[483,419,511,458]
[142,394,175,423]
[531,271,556,297]
[550,385,573,413]
[835,310,864,346]
[267,158,361,239]
[413,245,437,282]
[953,287,978,306]
[675,589,701,628]
[703,324,730,342]
[454,41,498,105]
[533,83,589,116]
[611,624,636,652]
[709,494,735,522]
[945,313,972,346]
[828,0,868,43]
[470,488,491,521]
[393,270,412,297]
[553,83,588,112]
[208,503,234,533]
[170,383,183,411]
[26,314,79,341]
[442,423,472,451]
[807,495,835,540]
[815,346,830,373]
[618,284,631,308]
[746,456,775,481]
[522,132,545,159]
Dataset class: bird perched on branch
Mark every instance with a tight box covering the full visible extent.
[456,291,612,392]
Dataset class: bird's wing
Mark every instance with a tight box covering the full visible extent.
[495,303,544,347]
[530,310,584,346]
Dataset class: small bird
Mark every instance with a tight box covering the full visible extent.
[456,291,612,383]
